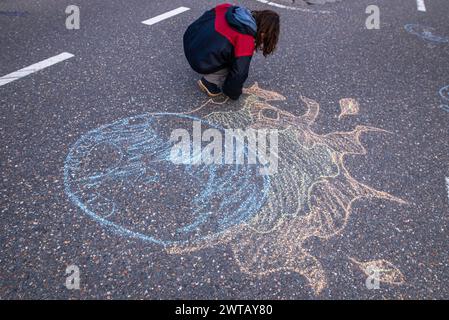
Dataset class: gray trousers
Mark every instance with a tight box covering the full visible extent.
[203,68,229,87]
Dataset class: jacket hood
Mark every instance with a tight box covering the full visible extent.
[225,5,257,37]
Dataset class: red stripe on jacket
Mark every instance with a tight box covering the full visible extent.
[214,3,255,57]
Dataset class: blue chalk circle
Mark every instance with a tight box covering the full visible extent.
[64,113,271,246]
[404,24,449,43]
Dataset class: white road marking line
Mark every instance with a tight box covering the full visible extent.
[417,0,426,12]
[446,177,449,202]
[252,0,330,13]
[0,52,74,87]
[142,6,190,26]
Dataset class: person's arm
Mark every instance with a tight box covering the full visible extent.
[222,55,252,100]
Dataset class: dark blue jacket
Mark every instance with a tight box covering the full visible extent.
[183,3,256,100]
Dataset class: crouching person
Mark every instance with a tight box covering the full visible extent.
[183,3,280,100]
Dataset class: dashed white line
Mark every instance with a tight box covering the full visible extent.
[253,0,330,13]
[417,0,426,12]
[446,177,449,202]
[0,52,74,87]
[142,6,190,26]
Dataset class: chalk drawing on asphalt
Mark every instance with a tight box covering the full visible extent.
[404,24,449,43]
[439,85,449,101]
[338,98,360,119]
[438,85,449,112]
[64,82,406,294]
[64,113,271,246]
[349,258,405,285]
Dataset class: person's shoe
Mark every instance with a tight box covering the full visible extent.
[197,77,222,97]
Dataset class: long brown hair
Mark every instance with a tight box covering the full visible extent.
[252,10,280,57]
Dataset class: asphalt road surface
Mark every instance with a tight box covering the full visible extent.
[1,0,448,299]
